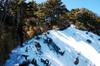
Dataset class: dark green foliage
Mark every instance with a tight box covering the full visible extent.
[68,8,100,35]
[44,0,69,26]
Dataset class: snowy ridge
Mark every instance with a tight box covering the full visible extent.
[5,25,100,66]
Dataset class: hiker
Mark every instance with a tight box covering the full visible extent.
[21,55,28,60]
[58,50,65,56]
[19,60,30,66]
[35,41,41,51]
[73,57,79,65]
[34,41,42,54]
[44,36,53,45]
[47,38,53,44]
[31,58,38,66]
[53,44,65,56]
[41,58,50,66]
[25,47,28,52]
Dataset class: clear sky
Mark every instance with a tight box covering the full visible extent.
[27,0,100,15]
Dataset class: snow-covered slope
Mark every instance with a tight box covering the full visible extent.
[5,25,100,66]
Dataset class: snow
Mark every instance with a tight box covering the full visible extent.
[5,25,100,66]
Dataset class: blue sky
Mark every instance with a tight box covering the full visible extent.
[28,0,100,15]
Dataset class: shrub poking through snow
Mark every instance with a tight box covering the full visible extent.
[86,39,92,43]
[98,38,100,41]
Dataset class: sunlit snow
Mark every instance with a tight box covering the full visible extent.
[5,25,100,66]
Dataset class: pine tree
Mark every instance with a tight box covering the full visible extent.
[44,0,69,25]
[25,1,38,18]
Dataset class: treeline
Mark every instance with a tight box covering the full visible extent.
[68,8,100,35]
[0,0,100,65]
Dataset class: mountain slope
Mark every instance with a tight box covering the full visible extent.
[5,25,100,66]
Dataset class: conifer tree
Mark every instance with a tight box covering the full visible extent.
[44,0,69,25]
